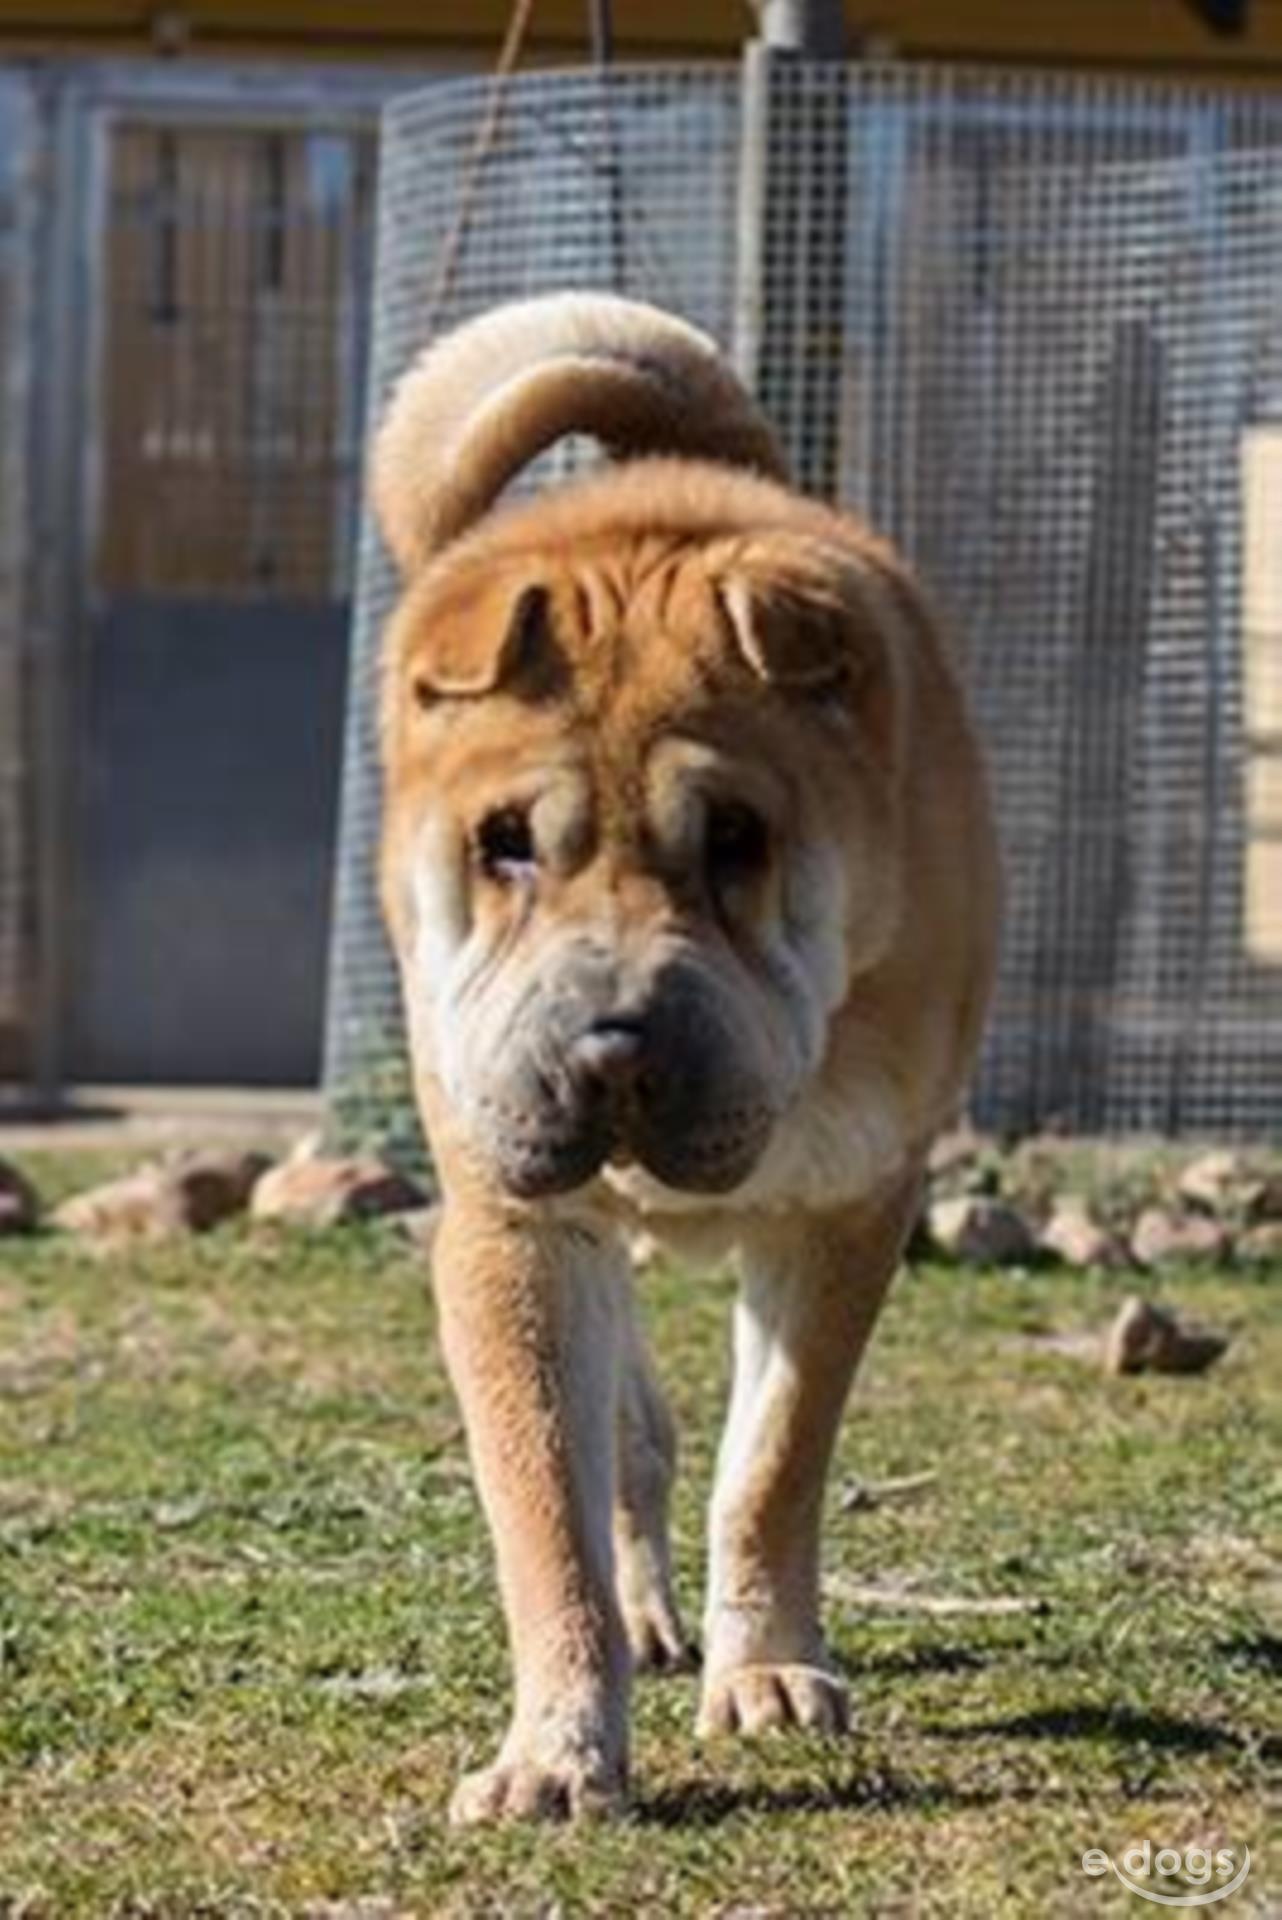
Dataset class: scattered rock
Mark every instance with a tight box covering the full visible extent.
[1235,1222,1282,1265]
[1103,1295,1231,1376]
[1039,1196,1129,1270]
[161,1148,270,1226]
[1174,1151,1282,1225]
[0,1159,38,1235]
[54,1149,269,1243]
[1177,1149,1248,1215]
[627,1227,662,1269]
[1245,1173,1282,1224]
[912,1136,1282,1271]
[250,1149,424,1228]
[927,1126,988,1182]
[926,1195,1038,1266]
[1130,1207,1229,1269]
[54,1170,168,1241]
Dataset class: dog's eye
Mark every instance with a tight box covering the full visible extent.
[476,807,537,881]
[705,801,769,882]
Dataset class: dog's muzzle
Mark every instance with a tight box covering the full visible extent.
[480,978,776,1201]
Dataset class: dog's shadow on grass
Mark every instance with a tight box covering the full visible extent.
[926,1702,1261,1755]
[1217,1630,1282,1677]
[635,1768,1028,1829]
[634,1695,1266,1830]
[855,1643,990,1679]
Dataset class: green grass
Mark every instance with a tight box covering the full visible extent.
[0,1181,1278,1916]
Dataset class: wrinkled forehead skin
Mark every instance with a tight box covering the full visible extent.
[377,507,907,1203]
[381,528,901,911]
[393,535,770,842]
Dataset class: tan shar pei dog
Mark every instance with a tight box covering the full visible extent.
[372,293,1000,1824]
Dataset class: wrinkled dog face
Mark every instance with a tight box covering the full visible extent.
[380,525,905,1200]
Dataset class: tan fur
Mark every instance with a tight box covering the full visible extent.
[372,292,785,572]
[374,294,1001,1823]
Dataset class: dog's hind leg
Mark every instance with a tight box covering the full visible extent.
[698,1170,923,1739]
[613,1268,697,1674]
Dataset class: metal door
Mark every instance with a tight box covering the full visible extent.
[73,102,377,1084]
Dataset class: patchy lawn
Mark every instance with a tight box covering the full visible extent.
[0,1163,1278,1917]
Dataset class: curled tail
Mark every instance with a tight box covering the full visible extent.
[371,291,786,574]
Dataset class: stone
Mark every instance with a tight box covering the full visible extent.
[0,1159,38,1235]
[1039,1196,1129,1270]
[926,1195,1038,1266]
[1104,1295,1230,1376]
[1177,1149,1252,1216]
[161,1148,271,1227]
[1236,1222,1282,1265]
[626,1228,662,1269]
[1244,1173,1282,1224]
[54,1169,177,1242]
[250,1150,424,1228]
[1130,1207,1229,1269]
[53,1148,268,1243]
[926,1126,987,1182]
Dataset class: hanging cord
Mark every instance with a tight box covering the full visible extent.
[425,0,539,324]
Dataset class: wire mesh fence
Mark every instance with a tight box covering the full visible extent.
[323,69,744,1163]
[324,63,1282,1161]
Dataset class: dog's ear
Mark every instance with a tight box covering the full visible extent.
[401,575,552,704]
[715,533,876,695]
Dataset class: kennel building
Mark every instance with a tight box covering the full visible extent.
[323,61,1282,1153]
[0,61,420,1096]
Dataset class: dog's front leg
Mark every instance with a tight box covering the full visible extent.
[699,1171,922,1739]
[434,1202,630,1824]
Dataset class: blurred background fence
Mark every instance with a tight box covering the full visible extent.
[2,56,1279,1148]
[324,64,1282,1154]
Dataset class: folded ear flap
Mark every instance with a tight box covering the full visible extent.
[715,533,874,695]
[403,577,551,704]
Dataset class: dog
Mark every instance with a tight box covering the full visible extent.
[373,293,1000,1824]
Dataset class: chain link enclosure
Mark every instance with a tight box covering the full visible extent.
[324,65,1282,1163]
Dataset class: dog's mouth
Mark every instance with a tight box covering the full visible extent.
[490,1091,773,1201]
[476,973,783,1201]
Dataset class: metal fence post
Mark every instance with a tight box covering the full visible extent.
[28,78,91,1109]
[734,0,848,498]
[0,74,34,1095]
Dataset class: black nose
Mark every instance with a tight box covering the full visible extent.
[569,1016,648,1092]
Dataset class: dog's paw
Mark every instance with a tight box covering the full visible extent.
[449,1746,626,1826]
[695,1662,850,1739]
[623,1593,699,1676]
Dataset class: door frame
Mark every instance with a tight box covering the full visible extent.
[17,57,435,1098]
